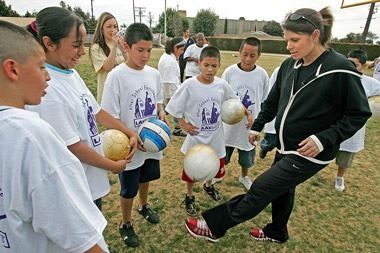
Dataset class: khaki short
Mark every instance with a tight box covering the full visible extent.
[335,151,355,169]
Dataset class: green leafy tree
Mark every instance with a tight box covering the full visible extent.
[59,1,96,32]
[263,20,283,36]
[192,9,218,36]
[155,8,183,37]
[0,0,20,16]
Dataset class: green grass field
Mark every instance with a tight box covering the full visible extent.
[77,48,380,253]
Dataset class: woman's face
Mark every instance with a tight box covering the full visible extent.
[102,18,118,42]
[284,29,316,61]
[45,24,86,69]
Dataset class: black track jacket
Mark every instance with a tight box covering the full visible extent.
[252,49,372,164]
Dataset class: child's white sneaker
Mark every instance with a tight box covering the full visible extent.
[239,176,252,190]
[335,177,345,192]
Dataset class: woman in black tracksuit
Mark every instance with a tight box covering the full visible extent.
[185,7,372,243]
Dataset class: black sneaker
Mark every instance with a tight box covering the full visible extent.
[172,128,187,137]
[259,149,267,159]
[138,204,160,224]
[181,195,197,216]
[119,222,140,248]
[203,183,221,201]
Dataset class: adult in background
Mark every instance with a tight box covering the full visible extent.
[89,12,128,102]
[185,7,371,243]
[183,32,206,80]
[178,28,195,82]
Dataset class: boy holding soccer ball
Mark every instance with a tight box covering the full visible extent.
[166,46,252,216]
[0,20,108,253]
[221,37,269,190]
[101,23,167,248]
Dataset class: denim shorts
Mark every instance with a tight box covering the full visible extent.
[225,146,255,169]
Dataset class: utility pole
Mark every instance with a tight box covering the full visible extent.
[164,0,167,43]
[147,11,154,29]
[134,7,146,23]
[362,2,376,43]
[133,0,136,23]
[90,0,94,20]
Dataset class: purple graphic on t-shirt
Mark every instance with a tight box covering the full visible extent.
[241,90,254,109]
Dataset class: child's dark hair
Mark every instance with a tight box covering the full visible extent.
[347,48,367,65]
[164,37,185,54]
[27,7,83,52]
[240,37,261,53]
[200,46,220,61]
[124,23,153,47]
[1,20,40,64]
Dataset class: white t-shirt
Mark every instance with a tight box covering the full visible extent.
[165,76,238,158]
[157,52,181,99]
[263,67,280,134]
[0,108,108,253]
[183,44,206,77]
[221,64,269,150]
[101,63,164,170]
[27,64,110,201]
[340,75,380,152]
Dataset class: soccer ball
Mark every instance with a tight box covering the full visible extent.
[183,144,219,182]
[368,95,380,119]
[138,118,171,152]
[221,98,245,124]
[100,129,130,161]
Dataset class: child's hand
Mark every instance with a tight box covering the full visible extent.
[110,160,128,174]
[248,132,259,146]
[125,134,139,160]
[181,122,199,136]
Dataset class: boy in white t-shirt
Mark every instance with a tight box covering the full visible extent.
[0,20,108,253]
[334,49,380,192]
[221,37,269,190]
[157,37,186,136]
[183,32,206,79]
[166,46,251,216]
[101,23,167,248]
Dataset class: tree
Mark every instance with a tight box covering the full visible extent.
[155,8,183,37]
[59,1,96,33]
[0,0,20,16]
[192,9,218,36]
[263,20,283,36]
[338,32,378,44]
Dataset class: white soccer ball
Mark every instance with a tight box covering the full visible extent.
[100,129,130,161]
[183,144,219,182]
[138,118,171,152]
[368,95,380,119]
[221,98,245,124]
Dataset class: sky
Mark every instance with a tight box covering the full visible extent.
[6,0,380,39]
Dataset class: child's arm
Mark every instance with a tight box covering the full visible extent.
[68,141,128,174]
[244,108,254,130]
[157,103,168,125]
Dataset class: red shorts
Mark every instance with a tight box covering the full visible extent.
[182,157,225,182]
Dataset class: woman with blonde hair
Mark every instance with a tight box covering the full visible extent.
[89,12,127,102]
